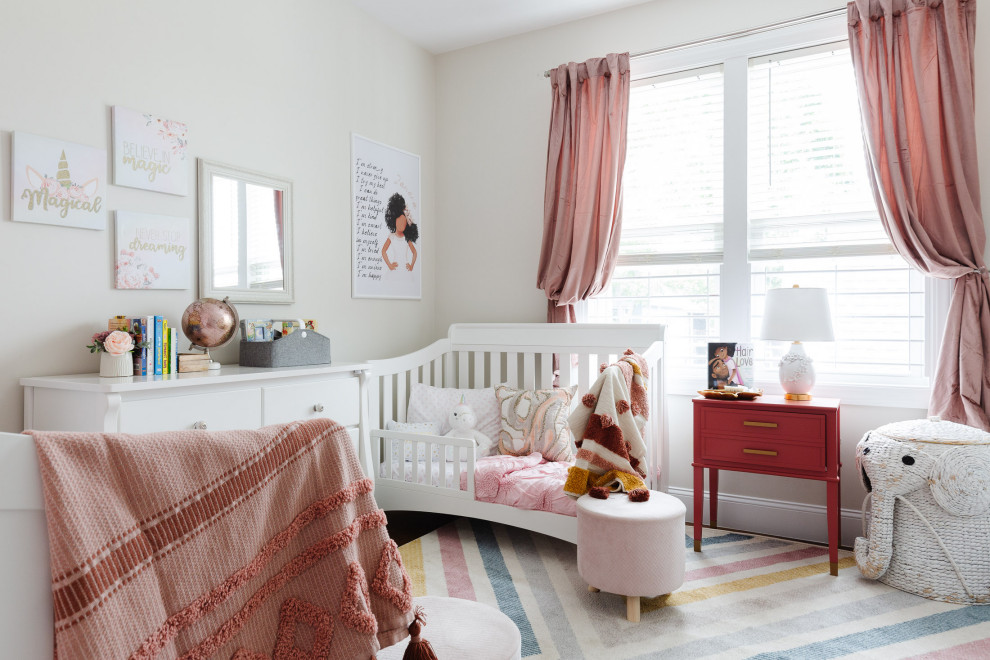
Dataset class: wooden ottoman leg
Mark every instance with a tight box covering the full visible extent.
[626,596,640,623]
[588,585,600,593]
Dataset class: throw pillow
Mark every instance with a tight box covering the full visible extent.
[406,384,500,454]
[494,385,577,462]
[385,420,442,462]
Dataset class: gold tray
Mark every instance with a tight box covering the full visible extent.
[698,389,763,401]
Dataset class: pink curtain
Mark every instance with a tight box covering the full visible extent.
[537,53,631,323]
[848,0,990,429]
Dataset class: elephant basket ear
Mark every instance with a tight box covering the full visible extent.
[929,447,990,517]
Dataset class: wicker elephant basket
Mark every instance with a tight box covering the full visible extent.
[855,417,990,604]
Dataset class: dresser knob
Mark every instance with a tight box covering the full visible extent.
[193,421,208,430]
[313,403,325,413]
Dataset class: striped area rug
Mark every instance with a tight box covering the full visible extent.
[397,518,990,659]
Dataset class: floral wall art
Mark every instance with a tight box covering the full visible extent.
[11,132,107,230]
[112,106,188,195]
[115,211,191,289]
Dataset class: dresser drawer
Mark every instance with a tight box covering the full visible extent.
[701,435,827,473]
[699,406,824,442]
[119,389,262,433]
[262,378,360,427]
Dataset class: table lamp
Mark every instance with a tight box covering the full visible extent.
[760,285,834,400]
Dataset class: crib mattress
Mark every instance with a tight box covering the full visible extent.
[380,453,576,517]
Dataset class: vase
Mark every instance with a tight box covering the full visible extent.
[100,352,133,377]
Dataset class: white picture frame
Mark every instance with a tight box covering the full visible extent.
[351,133,422,300]
[11,132,107,230]
[115,211,192,289]
[112,106,189,195]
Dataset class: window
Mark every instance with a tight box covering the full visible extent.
[586,16,938,401]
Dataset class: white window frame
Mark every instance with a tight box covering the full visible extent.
[587,14,947,408]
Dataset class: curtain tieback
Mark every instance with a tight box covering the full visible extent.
[955,266,988,278]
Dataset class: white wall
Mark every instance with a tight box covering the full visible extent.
[0,0,438,432]
[434,0,990,543]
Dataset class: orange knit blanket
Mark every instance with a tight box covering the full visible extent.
[30,418,413,659]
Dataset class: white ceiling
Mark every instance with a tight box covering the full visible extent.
[346,0,656,54]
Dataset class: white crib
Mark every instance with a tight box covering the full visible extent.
[364,323,666,543]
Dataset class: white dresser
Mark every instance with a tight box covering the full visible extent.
[20,363,371,470]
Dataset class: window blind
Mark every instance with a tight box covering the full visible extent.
[747,43,892,260]
[619,66,724,265]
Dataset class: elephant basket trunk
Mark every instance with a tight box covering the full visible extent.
[855,417,990,605]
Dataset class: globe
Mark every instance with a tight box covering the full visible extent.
[181,297,239,351]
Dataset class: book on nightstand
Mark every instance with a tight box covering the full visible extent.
[706,341,754,390]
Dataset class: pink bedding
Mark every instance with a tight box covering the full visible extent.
[474,452,577,516]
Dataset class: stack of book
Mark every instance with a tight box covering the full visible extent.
[107,315,178,377]
[177,353,212,373]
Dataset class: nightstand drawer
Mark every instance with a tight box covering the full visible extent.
[699,407,824,441]
[701,435,827,472]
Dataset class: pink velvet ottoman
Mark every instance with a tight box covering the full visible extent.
[376,596,521,659]
[577,491,686,622]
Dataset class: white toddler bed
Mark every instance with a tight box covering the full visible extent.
[365,323,666,543]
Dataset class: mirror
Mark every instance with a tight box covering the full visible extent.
[198,159,294,304]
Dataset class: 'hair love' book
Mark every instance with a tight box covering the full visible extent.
[707,342,754,390]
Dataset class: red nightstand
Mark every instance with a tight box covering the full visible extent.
[692,395,842,575]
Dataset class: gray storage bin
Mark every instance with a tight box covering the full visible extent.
[239,330,331,368]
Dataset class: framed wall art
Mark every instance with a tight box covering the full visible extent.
[115,211,192,289]
[351,133,421,300]
[11,131,107,230]
[112,106,189,195]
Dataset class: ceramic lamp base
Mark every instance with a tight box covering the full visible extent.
[100,352,133,378]
[778,341,815,399]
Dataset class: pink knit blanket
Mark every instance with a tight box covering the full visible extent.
[30,419,413,659]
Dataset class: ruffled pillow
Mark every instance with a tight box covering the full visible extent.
[494,385,577,462]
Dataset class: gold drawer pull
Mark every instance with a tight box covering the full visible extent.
[743,448,778,456]
[743,421,778,428]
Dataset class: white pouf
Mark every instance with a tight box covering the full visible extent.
[376,596,521,659]
[856,417,990,604]
[577,491,686,622]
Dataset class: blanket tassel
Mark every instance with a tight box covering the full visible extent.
[402,606,438,660]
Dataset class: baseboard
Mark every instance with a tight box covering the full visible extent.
[668,486,863,549]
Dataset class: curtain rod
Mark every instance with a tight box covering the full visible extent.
[543,6,847,77]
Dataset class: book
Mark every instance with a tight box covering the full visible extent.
[304,319,318,331]
[276,320,302,337]
[170,327,178,374]
[162,318,170,375]
[144,315,155,376]
[707,342,754,390]
[178,353,211,373]
[130,318,145,376]
[154,315,164,375]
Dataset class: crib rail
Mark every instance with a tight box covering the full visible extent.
[370,429,476,499]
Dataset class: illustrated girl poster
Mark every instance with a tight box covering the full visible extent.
[351,133,421,299]
[115,211,191,289]
[112,106,189,195]
[11,132,107,230]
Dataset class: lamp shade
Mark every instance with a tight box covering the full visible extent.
[760,286,834,342]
